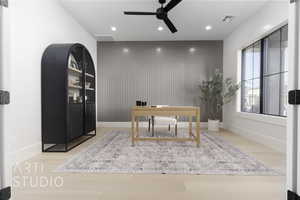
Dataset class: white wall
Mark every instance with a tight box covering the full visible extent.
[0,4,11,188]
[1,0,97,185]
[223,2,289,153]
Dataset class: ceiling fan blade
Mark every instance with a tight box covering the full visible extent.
[124,11,156,15]
[163,17,177,33]
[164,0,182,12]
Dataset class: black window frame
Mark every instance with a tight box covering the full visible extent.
[241,24,288,117]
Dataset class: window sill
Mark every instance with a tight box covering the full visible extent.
[235,112,286,127]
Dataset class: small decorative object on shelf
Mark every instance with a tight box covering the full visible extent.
[85,82,91,88]
[68,76,80,86]
[68,54,79,70]
[42,43,96,152]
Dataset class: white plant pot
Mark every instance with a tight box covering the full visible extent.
[208,119,220,132]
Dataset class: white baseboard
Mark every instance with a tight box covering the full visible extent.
[227,124,285,153]
[97,121,223,128]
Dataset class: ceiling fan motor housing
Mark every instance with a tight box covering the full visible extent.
[156,8,167,20]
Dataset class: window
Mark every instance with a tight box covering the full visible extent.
[241,42,261,113]
[241,25,288,117]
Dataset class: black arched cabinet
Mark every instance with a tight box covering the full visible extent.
[42,43,96,152]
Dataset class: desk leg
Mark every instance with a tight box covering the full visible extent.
[136,117,139,138]
[196,111,200,148]
[189,116,192,137]
[131,114,135,147]
[151,116,155,137]
[148,118,151,132]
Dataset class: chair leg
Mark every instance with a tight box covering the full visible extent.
[168,124,171,131]
[151,116,155,137]
[148,118,151,132]
[175,124,178,137]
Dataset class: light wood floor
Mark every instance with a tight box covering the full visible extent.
[12,127,286,200]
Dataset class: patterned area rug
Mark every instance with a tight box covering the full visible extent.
[56,130,280,175]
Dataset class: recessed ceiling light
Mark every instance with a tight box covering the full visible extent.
[123,48,129,53]
[222,16,235,23]
[189,48,196,53]
[158,26,164,31]
[205,25,212,31]
[111,26,117,31]
[263,25,272,30]
[156,47,161,52]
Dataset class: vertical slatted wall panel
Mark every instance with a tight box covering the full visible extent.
[98,41,223,122]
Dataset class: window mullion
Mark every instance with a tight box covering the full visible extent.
[279,27,282,116]
[241,51,245,112]
[252,45,254,113]
[260,39,265,114]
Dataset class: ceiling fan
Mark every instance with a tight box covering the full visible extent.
[124,0,182,33]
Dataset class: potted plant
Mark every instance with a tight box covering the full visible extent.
[199,69,239,132]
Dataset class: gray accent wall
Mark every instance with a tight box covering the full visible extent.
[98,41,223,122]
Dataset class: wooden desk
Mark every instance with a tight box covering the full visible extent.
[131,106,200,147]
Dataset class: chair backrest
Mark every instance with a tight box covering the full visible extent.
[155,105,169,108]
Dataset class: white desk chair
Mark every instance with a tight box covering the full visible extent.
[147,106,178,137]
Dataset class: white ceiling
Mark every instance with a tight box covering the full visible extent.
[60,0,279,41]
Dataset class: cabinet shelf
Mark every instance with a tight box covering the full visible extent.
[85,88,95,91]
[69,85,82,89]
[85,73,95,78]
[69,67,82,73]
